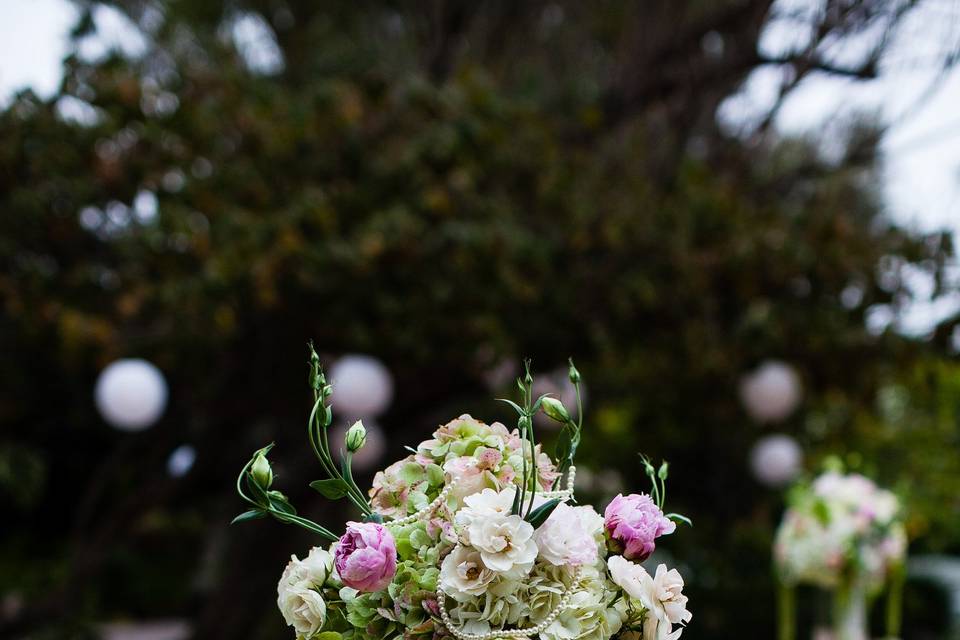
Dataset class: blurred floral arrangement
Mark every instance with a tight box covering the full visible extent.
[233,348,692,640]
[774,468,907,640]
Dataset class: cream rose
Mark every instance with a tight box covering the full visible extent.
[440,545,498,601]
[277,550,331,638]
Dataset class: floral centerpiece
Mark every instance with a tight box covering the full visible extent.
[773,468,907,640]
[234,348,692,640]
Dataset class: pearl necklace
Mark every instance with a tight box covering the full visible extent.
[437,560,583,639]
[384,466,577,528]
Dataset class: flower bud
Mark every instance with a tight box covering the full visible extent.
[658,461,669,481]
[251,452,273,489]
[345,420,366,453]
[567,359,581,384]
[308,344,325,391]
[541,397,571,424]
[518,415,532,432]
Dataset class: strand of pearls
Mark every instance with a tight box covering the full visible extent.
[437,561,582,640]
[384,479,458,528]
[384,466,576,528]
[538,466,577,500]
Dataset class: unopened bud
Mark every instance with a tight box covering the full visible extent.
[567,359,581,384]
[345,420,367,453]
[541,397,571,424]
[251,453,273,489]
[308,344,324,390]
[658,461,669,481]
[518,415,532,432]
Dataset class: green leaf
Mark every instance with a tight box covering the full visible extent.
[496,398,525,415]
[245,471,270,506]
[666,513,693,527]
[231,509,266,525]
[269,491,297,515]
[531,393,552,413]
[525,498,562,528]
[310,478,350,499]
[510,485,522,515]
[316,632,343,640]
[426,463,445,487]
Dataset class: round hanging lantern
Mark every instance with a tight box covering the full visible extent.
[739,360,802,423]
[329,355,394,418]
[95,358,168,431]
[749,434,803,487]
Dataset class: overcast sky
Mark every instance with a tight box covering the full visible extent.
[1,0,958,335]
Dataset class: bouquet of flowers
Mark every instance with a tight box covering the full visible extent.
[773,469,907,640]
[234,349,692,640]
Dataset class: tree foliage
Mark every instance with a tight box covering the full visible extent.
[0,1,957,638]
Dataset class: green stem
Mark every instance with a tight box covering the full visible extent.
[777,580,796,640]
[308,394,338,480]
[525,411,538,517]
[308,393,371,514]
[342,451,372,516]
[235,454,338,541]
[886,562,904,638]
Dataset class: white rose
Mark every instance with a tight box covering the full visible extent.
[277,549,333,638]
[301,547,334,586]
[278,582,326,638]
[534,503,599,567]
[279,548,333,589]
[608,557,690,640]
[467,513,538,577]
[440,545,499,601]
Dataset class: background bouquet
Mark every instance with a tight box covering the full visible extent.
[235,350,692,640]
[773,468,907,640]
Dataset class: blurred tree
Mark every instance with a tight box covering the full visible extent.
[0,1,958,638]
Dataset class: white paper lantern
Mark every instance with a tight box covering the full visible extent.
[95,358,168,431]
[330,419,386,472]
[739,360,802,423]
[329,355,394,418]
[750,434,803,487]
[167,444,197,478]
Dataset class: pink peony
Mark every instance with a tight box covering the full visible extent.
[333,521,397,592]
[603,493,676,561]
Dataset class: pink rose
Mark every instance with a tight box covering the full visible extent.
[333,521,397,592]
[603,493,676,561]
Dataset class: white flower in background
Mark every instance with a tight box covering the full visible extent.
[608,557,690,640]
[440,545,499,601]
[468,514,539,577]
[778,471,905,590]
[535,503,600,566]
[277,549,333,637]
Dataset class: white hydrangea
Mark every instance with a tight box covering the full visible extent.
[540,562,625,640]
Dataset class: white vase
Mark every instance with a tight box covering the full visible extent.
[833,576,869,640]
